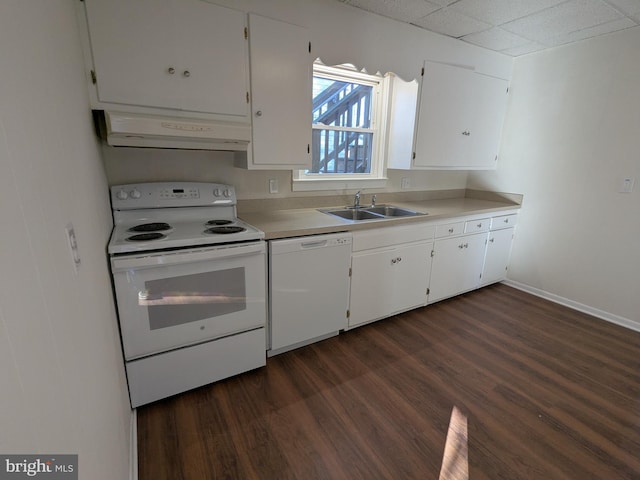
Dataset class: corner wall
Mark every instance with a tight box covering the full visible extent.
[0,1,131,477]
[468,27,640,325]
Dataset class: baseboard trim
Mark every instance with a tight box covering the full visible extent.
[130,409,138,480]
[503,280,640,333]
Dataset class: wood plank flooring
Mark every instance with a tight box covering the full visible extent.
[137,284,640,479]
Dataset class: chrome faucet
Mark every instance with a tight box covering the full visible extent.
[353,190,361,208]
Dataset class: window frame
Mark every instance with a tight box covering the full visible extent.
[293,63,389,192]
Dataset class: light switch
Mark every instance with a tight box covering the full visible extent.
[65,223,81,273]
[619,177,635,193]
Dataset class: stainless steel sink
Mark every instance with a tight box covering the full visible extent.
[365,205,424,217]
[320,208,384,221]
[319,205,426,221]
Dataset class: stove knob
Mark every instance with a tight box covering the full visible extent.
[130,189,141,199]
[223,189,231,197]
[116,189,128,200]
[213,188,221,197]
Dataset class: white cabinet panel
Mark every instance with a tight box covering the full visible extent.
[349,241,431,328]
[412,62,509,170]
[244,14,312,169]
[428,232,488,303]
[481,227,515,286]
[84,0,249,118]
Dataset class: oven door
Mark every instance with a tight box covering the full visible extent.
[111,242,266,360]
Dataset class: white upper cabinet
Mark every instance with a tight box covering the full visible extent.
[390,61,509,170]
[82,0,250,119]
[239,14,312,169]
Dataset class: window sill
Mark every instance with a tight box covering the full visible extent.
[292,177,388,192]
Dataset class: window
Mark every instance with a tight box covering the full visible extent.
[293,63,389,191]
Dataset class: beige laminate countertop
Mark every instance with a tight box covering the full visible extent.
[239,197,521,240]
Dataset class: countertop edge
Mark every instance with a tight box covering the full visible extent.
[239,196,522,241]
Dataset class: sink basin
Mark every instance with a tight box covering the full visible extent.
[364,205,424,217]
[321,208,384,221]
[319,205,426,221]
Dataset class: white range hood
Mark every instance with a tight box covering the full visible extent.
[98,111,251,152]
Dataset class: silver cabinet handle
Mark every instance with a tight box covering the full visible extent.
[504,218,509,223]
[463,243,469,248]
[391,258,397,264]
[458,244,464,249]
[255,110,263,117]
[489,238,495,243]
[396,257,402,263]
[183,70,191,77]
[477,223,482,228]
[167,67,175,74]
[448,228,454,233]
[462,130,471,136]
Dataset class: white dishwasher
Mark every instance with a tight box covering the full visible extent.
[268,232,352,356]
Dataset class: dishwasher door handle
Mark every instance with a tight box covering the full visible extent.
[301,240,328,248]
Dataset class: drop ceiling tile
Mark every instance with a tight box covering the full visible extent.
[344,0,441,23]
[413,7,492,37]
[543,16,637,45]
[461,27,531,50]
[603,0,640,15]
[501,42,547,56]
[502,0,625,42]
[450,0,566,26]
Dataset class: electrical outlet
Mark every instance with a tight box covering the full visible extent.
[401,177,410,189]
[269,178,278,194]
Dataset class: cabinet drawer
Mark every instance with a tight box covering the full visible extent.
[464,218,490,234]
[435,222,464,238]
[491,214,518,230]
[352,224,435,252]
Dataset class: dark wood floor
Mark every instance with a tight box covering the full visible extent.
[137,284,640,479]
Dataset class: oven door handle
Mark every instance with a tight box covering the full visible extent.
[111,242,265,271]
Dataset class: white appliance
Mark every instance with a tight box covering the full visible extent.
[108,182,266,407]
[269,233,352,356]
[95,111,251,152]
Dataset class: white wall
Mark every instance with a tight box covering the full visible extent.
[0,1,131,478]
[468,27,640,326]
[103,0,512,198]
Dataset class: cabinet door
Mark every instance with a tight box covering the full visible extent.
[84,0,249,117]
[350,247,397,327]
[465,73,509,168]
[414,62,474,168]
[248,14,312,168]
[481,228,514,286]
[349,242,431,328]
[392,242,432,312]
[428,233,487,303]
[173,1,249,116]
[413,62,508,169]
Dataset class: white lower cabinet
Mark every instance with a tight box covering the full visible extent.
[428,232,488,303]
[348,225,434,328]
[480,213,517,286]
[481,227,515,286]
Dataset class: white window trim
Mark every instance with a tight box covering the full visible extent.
[293,64,390,192]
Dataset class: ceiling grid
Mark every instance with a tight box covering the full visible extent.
[337,0,640,55]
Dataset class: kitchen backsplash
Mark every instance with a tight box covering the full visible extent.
[101,145,469,200]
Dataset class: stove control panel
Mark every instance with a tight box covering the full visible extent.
[159,187,200,200]
[111,182,237,210]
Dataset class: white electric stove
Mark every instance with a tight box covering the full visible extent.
[108,182,267,408]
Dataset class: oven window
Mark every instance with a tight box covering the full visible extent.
[140,268,246,330]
